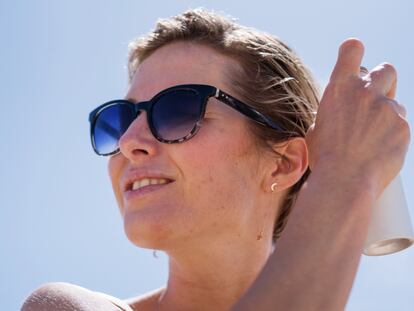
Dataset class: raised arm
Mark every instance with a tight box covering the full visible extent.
[231,39,410,311]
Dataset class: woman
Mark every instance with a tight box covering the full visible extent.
[22,8,409,311]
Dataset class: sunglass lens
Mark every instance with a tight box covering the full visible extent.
[152,90,202,141]
[93,103,136,155]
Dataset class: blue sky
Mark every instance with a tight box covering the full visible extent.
[1,1,413,310]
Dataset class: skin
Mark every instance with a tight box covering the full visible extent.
[108,41,308,311]
[231,39,410,311]
[20,38,409,311]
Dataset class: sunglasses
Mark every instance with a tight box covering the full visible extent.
[89,84,284,156]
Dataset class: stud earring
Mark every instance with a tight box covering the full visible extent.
[271,182,278,192]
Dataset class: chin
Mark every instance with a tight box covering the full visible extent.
[122,209,176,250]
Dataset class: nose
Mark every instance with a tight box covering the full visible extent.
[118,111,159,160]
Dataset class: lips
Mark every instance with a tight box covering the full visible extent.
[124,179,174,201]
[122,170,175,201]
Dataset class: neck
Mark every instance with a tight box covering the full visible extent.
[158,236,274,311]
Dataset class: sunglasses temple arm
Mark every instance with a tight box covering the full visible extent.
[216,91,284,132]
[257,113,284,131]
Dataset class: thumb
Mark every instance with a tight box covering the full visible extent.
[387,78,397,99]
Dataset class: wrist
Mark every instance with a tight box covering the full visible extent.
[309,160,378,203]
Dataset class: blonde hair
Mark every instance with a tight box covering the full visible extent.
[127,8,319,243]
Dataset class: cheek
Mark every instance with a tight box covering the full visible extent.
[107,155,125,213]
[176,122,260,219]
[200,123,258,179]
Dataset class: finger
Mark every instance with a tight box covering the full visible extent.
[387,79,397,99]
[330,38,365,82]
[386,99,406,118]
[367,63,397,98]
[359,66,369,78]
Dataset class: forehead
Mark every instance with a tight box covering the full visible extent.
[126,42,240,101]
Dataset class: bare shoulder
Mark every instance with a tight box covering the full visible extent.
[21,282,134,311]
[124,287,165,311]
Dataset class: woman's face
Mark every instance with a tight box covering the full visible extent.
[108,42,271,250]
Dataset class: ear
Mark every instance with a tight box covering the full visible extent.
[263,137,309,192]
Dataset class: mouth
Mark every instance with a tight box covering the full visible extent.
[130,177,172,191]
[124,177,174,201]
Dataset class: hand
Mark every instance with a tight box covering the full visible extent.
[305,39,410,197]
